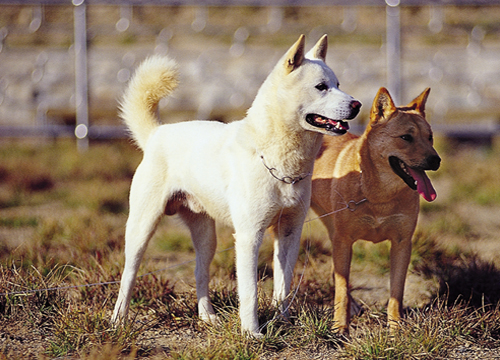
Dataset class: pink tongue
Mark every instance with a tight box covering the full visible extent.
[407,168,437,202]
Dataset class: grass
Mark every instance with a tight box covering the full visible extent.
[0,138,500,358]
[343,301,500,359]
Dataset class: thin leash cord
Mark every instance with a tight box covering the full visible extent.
[305,197,367,224]
[306,187,368,224]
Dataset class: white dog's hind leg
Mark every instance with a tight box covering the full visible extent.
[179,210,218,324]
[234,229,264,337]
[112,164,167,324]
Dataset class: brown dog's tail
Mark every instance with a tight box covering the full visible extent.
[119,55,179,150]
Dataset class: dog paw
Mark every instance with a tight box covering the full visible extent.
[199,313,221,325]
[388,319,402,336]
[243,330,264,340]
[110,313,125,328]
[332,323,350,337]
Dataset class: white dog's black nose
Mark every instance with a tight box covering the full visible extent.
[347,100,361,119]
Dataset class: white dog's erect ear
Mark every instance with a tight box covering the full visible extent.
[306,34,328,62]
[406,87,431,116]
[370,87,397,125]
[284,34,306,74]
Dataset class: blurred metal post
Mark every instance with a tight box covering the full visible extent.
[73,0,89,151]
[386,0,401,104]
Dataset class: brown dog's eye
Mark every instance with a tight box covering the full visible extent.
[315,83,328,91]
[401,134,413,142]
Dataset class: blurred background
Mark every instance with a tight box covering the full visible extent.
[1,0,500,148]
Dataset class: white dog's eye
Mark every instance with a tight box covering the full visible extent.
[315,82,328,91]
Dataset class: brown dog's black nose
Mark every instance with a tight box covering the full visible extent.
[347,100,361,119]
[427,155,441,171]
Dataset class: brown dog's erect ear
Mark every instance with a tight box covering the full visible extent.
[306,34,328,62]
[284,34,306,74]
[406,88,431,116]
[370,87,397,125]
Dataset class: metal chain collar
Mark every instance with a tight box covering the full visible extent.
[260,155,312,185]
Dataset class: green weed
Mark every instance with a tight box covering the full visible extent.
[47,305,143,358]
[0,216,38,228]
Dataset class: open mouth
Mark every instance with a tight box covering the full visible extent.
[306,114,349,135]
[389,156,437,202]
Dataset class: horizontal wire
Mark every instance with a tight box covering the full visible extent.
[1,202,343,299]
[0,247,235,297]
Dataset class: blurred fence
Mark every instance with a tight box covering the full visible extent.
[1,0,500,150]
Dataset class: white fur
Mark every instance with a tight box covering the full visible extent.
[112,35,360,336]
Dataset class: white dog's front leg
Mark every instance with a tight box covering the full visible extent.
[234,230,264,337]
[272,223,303,317]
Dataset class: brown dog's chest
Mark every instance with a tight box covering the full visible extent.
[358,213,409,243]
[336,202,417,244]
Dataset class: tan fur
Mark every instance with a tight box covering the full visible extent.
[311,87,440,334]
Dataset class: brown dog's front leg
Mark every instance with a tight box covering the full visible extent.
[332,238,353,335]
[388,238,412,332]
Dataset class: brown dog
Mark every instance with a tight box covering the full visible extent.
[311,87,441,334]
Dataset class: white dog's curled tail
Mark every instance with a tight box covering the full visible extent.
[119,55,179,150]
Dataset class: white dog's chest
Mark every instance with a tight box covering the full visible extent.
[180,177,308,227]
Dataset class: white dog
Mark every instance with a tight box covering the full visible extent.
[112,34,361,337]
